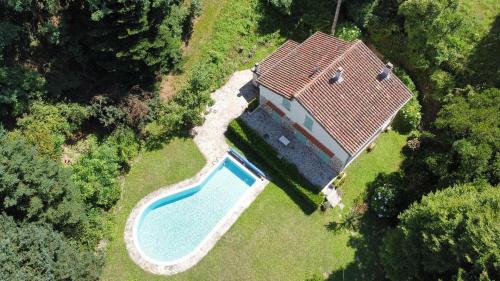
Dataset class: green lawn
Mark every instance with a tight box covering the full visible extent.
[101,130,408,280]
[101,138,206,280]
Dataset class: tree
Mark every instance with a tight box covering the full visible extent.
[70,0,190,89]
[0,214,102,281]
[432,87,499,186]
[331,0,342,35]
[0,131,85,235]
[380,183,499,281]
[399,0,479,75]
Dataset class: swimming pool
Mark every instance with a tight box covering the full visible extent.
[130,155,264,272]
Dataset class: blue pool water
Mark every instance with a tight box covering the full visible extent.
[136,157,257,262]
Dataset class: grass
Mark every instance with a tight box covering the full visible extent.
[101,138,206,280]
[101,130,409,280]
[162,0,288,97]
[338,130,409,210]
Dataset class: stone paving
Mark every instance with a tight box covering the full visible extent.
[193,70,257,162]
[242,107,337,188]
[124,70,268,276]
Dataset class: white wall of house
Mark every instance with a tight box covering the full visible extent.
[259,85,351,165]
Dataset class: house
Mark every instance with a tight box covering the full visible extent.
[251,32,412,172]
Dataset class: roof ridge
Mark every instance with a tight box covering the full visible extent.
[294,40,362,99]
[258,33,322,80]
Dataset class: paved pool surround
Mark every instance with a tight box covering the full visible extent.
[125,155,268,275]
[125,70,268,275]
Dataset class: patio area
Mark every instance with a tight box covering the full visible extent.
[241,107,337,188]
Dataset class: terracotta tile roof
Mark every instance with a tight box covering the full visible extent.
[257,31,413,155]
[258,32,353,98]
[257,40,299,76]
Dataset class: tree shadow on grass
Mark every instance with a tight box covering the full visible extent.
[326,210,391,281]
[325,171,408,281]
[465,15,500,88]
[255,0,342,41]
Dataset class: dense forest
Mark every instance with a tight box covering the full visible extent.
[1,0,499,280]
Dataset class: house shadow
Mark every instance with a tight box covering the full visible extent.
[237,80,258,103]
[465,15,500,87]
[225,129,317,215]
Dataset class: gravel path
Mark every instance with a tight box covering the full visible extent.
[193,70,256,162]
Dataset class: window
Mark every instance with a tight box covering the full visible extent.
[281,98,291,111]
[318,150,331,163]
[304,115,314,130]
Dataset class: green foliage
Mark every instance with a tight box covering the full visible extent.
[107,126,141,168]
[398,0,478,74]
[0,214,102,281]
[72,138,121,209]
[336,23,362,42]
[368,173,404,219]
[0,66,46,117]
[381,183,500,280]
[13,102,90,159]
[79,208,113,250]
[393,68,422,132]
[0,131,84,235]
[77,0,192,86]
[227,119,324,208]
[433,87,499,185]
[268,0,293,15]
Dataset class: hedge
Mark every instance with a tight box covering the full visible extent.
[227,119,324,208]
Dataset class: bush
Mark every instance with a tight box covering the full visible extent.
[106,126,140,169]
[71,139,121,209]
[392,67,421,132]
[368,172,405,219]
[336,23,362,42]
[14,102,90,159]
[227,119,324,208]
[79,208,113,250]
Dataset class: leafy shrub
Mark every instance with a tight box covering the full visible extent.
[370,183,401,219]
[0,131,85,234]
[0,214,102,281]
[189,0,203,17]
[368,172,405,219]
[72,139,121,209]
[79,208,113,250]
[393,67,421,132]
[14,102,90,159]
[107,126,141,168]
[336,23,362,42]
[227,119,324,208]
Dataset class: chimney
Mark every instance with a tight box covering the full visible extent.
[331,67,344,84]
[378,62,393,81]
[251,63,259,73]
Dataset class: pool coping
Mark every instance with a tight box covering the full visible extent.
[124,153,268,275]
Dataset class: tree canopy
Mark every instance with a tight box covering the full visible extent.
[381,183,499,281]
[0,214,102,281]
[0,131,84,235]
